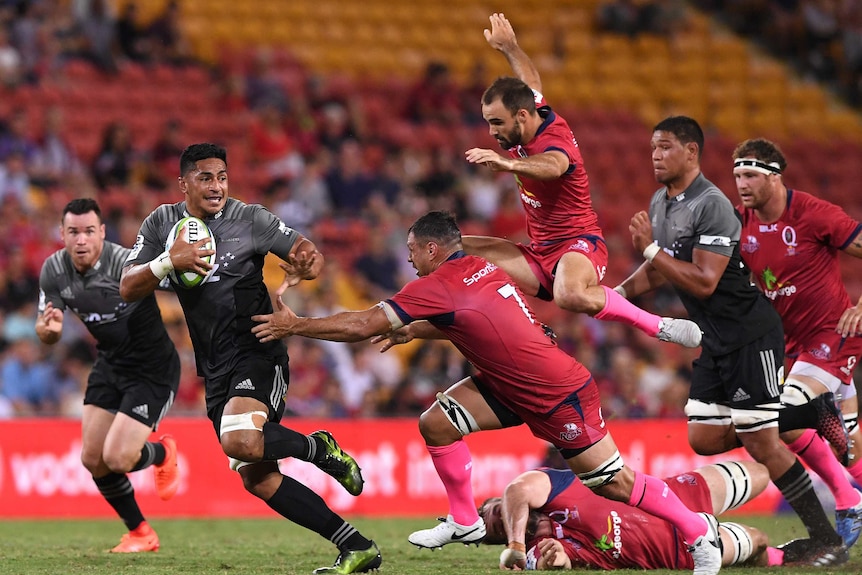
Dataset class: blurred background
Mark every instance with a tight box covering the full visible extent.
[1,0,861,423]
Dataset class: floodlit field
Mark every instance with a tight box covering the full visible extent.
[0,515,860,574]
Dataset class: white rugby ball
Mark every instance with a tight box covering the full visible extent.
[165,216,215,288]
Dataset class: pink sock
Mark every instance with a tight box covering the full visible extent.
[847,457,862,485]
[766,546,784,566]
[427,441,479,525]
[594,285,662,336]
[628,471,706,543]
[788,429,860,509]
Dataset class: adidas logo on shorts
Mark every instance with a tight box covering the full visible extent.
[235,379,255,391]
[132,404,149,419]
[732,388,751,402]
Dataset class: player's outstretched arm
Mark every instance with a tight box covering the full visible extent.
[500,471,553,568]
[485,12,542,92]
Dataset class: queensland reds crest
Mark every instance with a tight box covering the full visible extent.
[782,226,797,256]
[810,343,832,361]
[560,422,582,441]
[741,235,759,254]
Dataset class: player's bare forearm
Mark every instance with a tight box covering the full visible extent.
[407,320,447,340]
[617,262,665,299]
[119,264,162,302]
[650,248,726,300]
[507,151,568,180]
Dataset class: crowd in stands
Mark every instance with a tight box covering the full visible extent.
[695,0,862,107]
[0,1,855,421]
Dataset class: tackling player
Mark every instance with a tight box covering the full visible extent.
[35,198,180,553]
[252,210,723,575]
[479,460,783,570]
[734,137,862,548]
[462,13,702,349]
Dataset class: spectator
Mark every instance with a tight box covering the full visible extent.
[0,337,67,415]
[73,0,118,73]
[325,139,377,216]
[91,121,139,189]
[30,104,87,189]
[403,61,462,125]
[0,26,23,88]
[114,1,148,64]
[146,0,191,66]
[248,102,304,181]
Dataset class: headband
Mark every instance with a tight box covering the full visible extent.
[733,158,781,175]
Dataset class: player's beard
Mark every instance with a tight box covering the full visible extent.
[497,123,523,150]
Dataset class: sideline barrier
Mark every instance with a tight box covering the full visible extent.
[0,418,780,518]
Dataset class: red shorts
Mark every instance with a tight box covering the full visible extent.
[517,235,608,301]
[517,379,608,452]
[789,327,862,385]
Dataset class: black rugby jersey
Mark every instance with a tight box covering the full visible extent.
[125,198,297,382]
[38,241,176,371]
[648,173,781,355]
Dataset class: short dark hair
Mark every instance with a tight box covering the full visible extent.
[653,116,704,159]
[482,76,536,116]
[732,138,787,172]
[180,143,227,176]
[62,198,101,222]
[408,211,462,246]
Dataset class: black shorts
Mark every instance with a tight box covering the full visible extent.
[690,327,785,409]
[206,353,289,437]
[84,351,181,429]
[472,375,524,428]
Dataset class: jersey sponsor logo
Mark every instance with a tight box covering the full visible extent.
[560,422,582,441]
[593,510,623,558]
[463,262,498,286]
[759,223,778,232]
[277,222,295,236]
[516,183,543,209]
[741,235,759,254]
[698,234,731,247]
[127,234,145,261]
[761,268,797,300]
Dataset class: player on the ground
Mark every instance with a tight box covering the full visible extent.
[252,210,723,575]
[733,137,862,548]
[463,13,701,348]
[480,460,785,570]
[615,116,848,566]
[35,198,180,553]
[119,143,379,574]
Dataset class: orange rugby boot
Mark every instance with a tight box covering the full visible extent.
[110,522,160,553]
[153,434,179,501]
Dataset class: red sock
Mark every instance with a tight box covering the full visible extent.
[594,285,662,336]
[788,429,860,509]
[628,471,706,543]
[427,441,479,525]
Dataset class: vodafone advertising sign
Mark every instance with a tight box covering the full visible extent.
[0,418,779,518]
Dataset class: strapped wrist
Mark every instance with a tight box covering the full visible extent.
[643,243,660,263]
[148,250,174,280]
[508,541,527,553]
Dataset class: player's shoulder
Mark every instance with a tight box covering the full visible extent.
[101,241,133,275]
[41,248,69,278]
[147,202,186,227]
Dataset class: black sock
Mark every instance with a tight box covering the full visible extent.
[93,472,144,530]
[778,401,818,432]
[262,422,314,461]
[265,476,371,550]
[774,460,842,545]
[129,441,166,472]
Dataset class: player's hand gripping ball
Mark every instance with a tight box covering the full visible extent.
[165,216,215,288]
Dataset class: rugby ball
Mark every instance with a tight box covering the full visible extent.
[165,216,215,288]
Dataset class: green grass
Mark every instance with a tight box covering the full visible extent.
[0,516,859,574]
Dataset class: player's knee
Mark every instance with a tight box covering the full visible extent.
[80,451,101,475]
[686,401,737,454]
[554,288,591,314]
[781,377,820,406]
[220,411,266,463]
[577,451,625,492]
[419,394,476,443]
[102,448,138,474]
